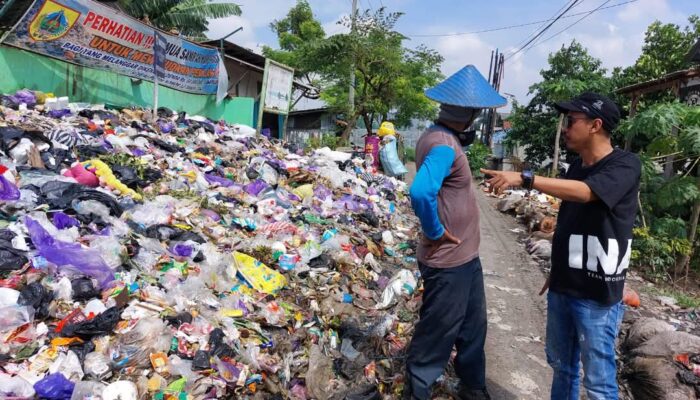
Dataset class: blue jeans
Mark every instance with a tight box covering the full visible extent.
[546,291,624,400]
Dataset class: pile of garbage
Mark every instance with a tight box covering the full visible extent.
[487,188,700,399]
[492,189,559,260]
[0,89,422,399]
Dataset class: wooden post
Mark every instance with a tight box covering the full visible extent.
[551,114,564,177]
[624,95,639,151]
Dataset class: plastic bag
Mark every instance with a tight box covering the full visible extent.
[0,373,35,398]
[244,179,269,197]
[0,305,34,332]
[101,381,137,400]
[52,212,80,230]
[25,217,113,288]
[48,351,84,381]
[33,373,75,400]
[70,381,106,400]
[61,306,120,339]
[0,287,20,306]
[204,173,235,187]
[110,318,172,368]
[18,281,53,319]
[232,252,286,295]
[83,352,111,379]
[71,277,99,301]
[0,175,20,200]
[375,269,417,309]
[88,235,123,270]
[379,136,408,176]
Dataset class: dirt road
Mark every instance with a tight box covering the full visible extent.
[476,190,552,399]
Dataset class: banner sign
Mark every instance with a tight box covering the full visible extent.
[2,0,225,95]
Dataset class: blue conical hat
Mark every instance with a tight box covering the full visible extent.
[425,65,507,108]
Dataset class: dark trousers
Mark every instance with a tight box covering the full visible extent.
[405,257,487,399]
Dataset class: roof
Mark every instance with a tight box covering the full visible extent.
[204,40,266,69]
[203,39,316,93]
[616,68,700,96]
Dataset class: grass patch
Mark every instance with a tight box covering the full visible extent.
[642,286,700,308]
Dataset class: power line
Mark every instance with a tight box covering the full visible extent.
[517,0,614,58]
[504,0,582,61]
[407,0,635,38]
[508,0,578,52]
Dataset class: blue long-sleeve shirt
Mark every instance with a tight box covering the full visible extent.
[409,145,455,240]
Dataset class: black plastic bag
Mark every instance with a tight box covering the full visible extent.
[69,340,96,366]
[165,312,193,327]
[144,224,205,244]
[18,282,53,319]
[0,232,28,272]
[71,277,100,302]
[39,181,123,217]
[76,145,108,159]
[192,350,211,370]
[208,328,236,358]
[357,211,379,228]
[61,307,120,339]
[309,253,336,269]
[157,107,174,118]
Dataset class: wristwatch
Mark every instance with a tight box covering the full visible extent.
[521,169,534,190]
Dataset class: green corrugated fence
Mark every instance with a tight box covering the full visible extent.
[0,45,255,125]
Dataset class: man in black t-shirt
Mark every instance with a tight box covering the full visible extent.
[482,92,640,400]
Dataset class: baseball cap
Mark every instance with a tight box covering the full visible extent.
[554,92,621,132]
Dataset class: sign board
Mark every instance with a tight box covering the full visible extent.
[1,0,226,95]
[257,59,294,136]
[261,59,294,114]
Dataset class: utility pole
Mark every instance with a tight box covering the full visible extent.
[348,0,357,114]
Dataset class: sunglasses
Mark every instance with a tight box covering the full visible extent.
[563,115,592,128]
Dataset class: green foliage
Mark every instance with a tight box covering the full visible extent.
[632,227,692,278]
[262,1,325,82]
[644,286,700,308]
[505,41,613,166]
[655,176,700,210]
[118,0,241,40]
[466,142,491,176]
[613,15,700,113]
[404,147,416,163]
[306,134,348,151]
[303,7,443,135]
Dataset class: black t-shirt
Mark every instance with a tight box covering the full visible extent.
[550,149,641,305]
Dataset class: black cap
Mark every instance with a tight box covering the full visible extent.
[554,92,621,132]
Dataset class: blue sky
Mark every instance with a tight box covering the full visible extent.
[207,0,698,108]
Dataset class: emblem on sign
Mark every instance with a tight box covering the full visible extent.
[29,0,81,42]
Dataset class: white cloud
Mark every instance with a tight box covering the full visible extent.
[206,15,260,50]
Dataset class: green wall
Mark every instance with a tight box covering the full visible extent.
[0,45,254,126]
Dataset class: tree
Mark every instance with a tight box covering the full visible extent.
[262,1,324,84]
[117,0,241,41]
[621,102,700,283]
[612,15,700,113]
[505,41,613,167]
[304,8,443,138]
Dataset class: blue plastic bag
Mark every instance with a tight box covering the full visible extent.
[51,212,80,230]
[33,373,75,400]
[379,136,408,177]
[0,175,20,201]
[25,217,113,288]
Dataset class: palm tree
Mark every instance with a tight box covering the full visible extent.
[117,0,241,41]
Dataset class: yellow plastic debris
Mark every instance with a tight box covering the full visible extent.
[232,251,287,295]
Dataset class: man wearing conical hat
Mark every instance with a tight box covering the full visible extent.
[405,66,505,400]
